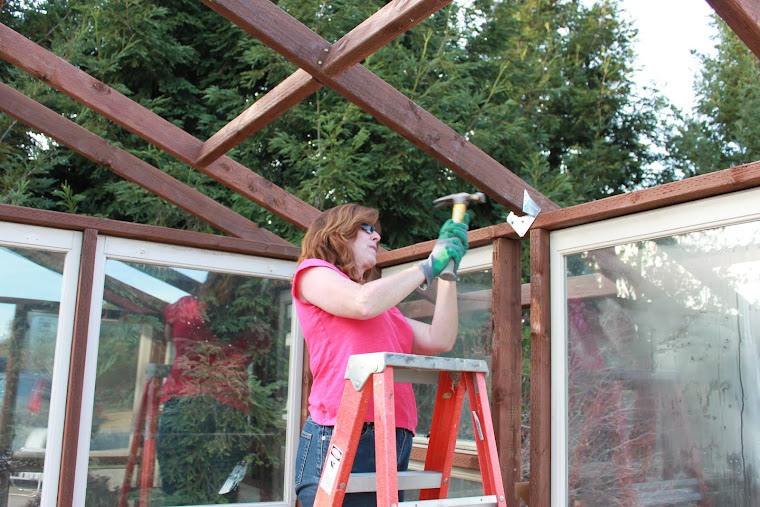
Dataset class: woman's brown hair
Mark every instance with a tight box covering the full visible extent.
[298,203,380,283]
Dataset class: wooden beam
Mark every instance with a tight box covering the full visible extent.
[0,83,287,245]
[0,23,321,230]
[706,0,760,59]
[197,0,455,165]
[534,160,760,232]
[58,228,98,506]
[199,0,558,215]
[377,224,521,266]
[529,228,551,507]
[491,238,524,506]
[397,272,616,317]
[0,204,301,260]
[380,159,760,266]
[197,70,321,165]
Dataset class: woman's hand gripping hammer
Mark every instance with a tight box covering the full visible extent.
[432,192,486,281]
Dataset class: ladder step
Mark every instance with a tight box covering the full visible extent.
[400,495,498,507]
[346,471,443,493]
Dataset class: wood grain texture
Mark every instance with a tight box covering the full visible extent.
[491,238,524,507]
[529,228,551,507]
[199,0,558,214]
[58,228,98,506]
[0,204,300,260]
[706,0,760,59]
[197,0,455,164]
[0,22,320,231]
[0,83,286,244]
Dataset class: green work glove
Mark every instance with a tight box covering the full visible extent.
[438,217,470,250]
[417,218,470,289]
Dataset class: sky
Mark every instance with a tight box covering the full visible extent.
[616,0,719,112]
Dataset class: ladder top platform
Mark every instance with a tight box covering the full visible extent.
[344,352,489,390]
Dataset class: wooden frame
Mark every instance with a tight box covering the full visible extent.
[0,1,758,506]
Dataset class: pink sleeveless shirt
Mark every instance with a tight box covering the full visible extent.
[293,259,417,433]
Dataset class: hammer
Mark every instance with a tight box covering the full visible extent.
[432,191,486,281]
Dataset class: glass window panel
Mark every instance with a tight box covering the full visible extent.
[396,269,494,499]
[0,246,65,503]
[565,220,760,505]
[87,261,293,506]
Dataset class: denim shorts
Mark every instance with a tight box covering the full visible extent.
[294,416,414,507]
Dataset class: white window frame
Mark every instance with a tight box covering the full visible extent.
[0,222,82,507]
[549,187,760,506]
[75,235,300,506]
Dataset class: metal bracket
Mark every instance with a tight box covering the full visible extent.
[507,190,542,237]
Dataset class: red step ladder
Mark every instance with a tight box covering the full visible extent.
[314,352,507,507]
[119,363,170,507]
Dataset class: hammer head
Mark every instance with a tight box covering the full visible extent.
[433,191,487,209]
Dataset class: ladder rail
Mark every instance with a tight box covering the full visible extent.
[315,353,506,507]
[374,367,400,506]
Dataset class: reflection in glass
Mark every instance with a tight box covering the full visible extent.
[397,270,496,499]
[87,262,293,505]
[0,247,64,504]
[565,221,760,505]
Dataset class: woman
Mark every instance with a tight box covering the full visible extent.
[292,203,469,506]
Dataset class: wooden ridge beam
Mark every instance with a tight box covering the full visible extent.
[200,0,558,215]
[0,23,320,230]
[197,0,455,165]
[0,83,288,245]
[707,0,760,59]
[0,203,301,259]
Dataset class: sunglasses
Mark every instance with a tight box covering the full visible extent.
[359,224,378,235]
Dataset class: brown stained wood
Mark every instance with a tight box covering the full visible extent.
[381,161,760,267]
[330,64,558,214]
[491,238,523,507]
[398,273,615,318]
[0,84,287,244]
[377,224,520,266]
[706,0,760,59]
[58,228,98,506]
[198,71,322,165]
[534,160,760,232]
[197,0,455,165]
[529,229,551,507]
[515,482,530,505]
[0,204,301,260]
[105,276,167,316]
[0,23,320,231]
[410,446,480,470]
[200,0,558,215]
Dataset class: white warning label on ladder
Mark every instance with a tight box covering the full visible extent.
[319,443,344,494]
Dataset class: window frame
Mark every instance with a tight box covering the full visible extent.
[549,187,760,505]
[74,235,300,506]
[0,222,82,507]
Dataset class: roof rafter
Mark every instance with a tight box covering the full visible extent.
[0,23,321,231]
[196,0,455,165]
[0,83,290,244]
[199,0,559,214]
[707,0,760,59]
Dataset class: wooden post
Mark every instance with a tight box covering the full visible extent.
[58,228,98,505]
[491,238,523,506]
[529,229,551,506]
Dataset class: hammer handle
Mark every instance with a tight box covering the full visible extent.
[439,203,467,281]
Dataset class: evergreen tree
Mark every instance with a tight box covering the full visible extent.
[1,0,665,248]
[665,18,760,178]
